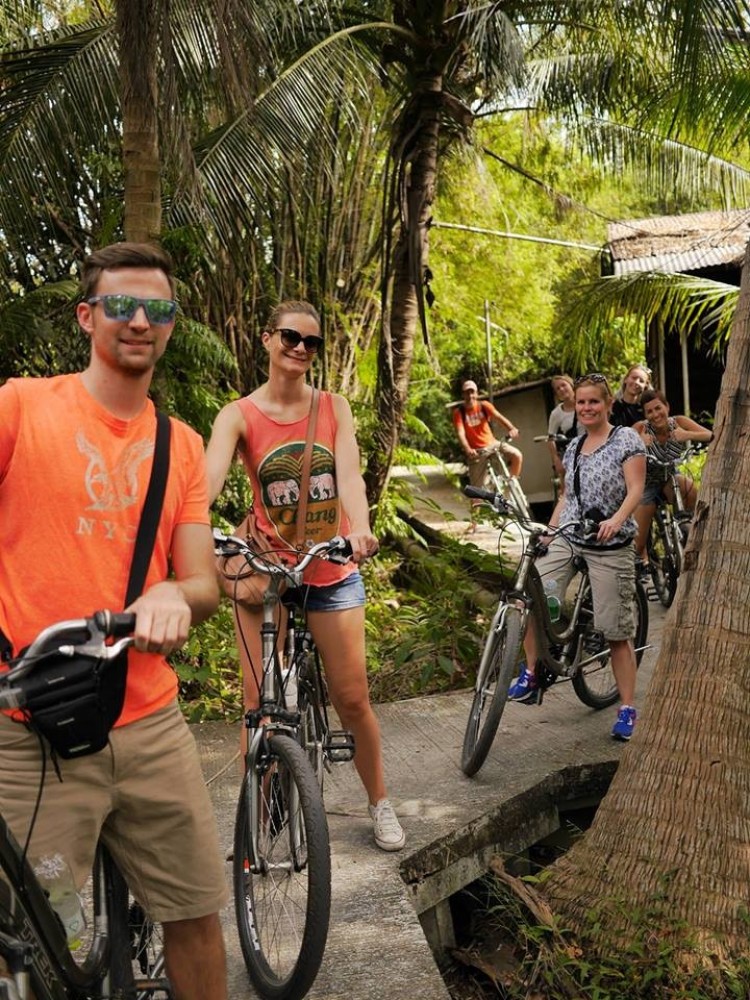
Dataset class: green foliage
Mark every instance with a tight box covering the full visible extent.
[363,546,484,702]
[455,869,750,1000]
[172,601,243,723]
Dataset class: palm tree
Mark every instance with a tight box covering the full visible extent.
[541,248,750,972]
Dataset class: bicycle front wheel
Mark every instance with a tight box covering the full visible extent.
[104,849,171,999]
[647,514,678,608]
[571,578,649,709]
[234,733,331,1000]
[461,605,524,777]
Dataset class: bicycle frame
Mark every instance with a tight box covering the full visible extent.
[480,443,532,521]
[0,613,169,1000]
[0,812,109,1000]
[649,454,694,575]
[498,543,593,681]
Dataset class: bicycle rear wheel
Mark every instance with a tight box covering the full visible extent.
[461,605,524,777]
[571,577,649,709]
[234,733,331,1000]
[647,515,678,608]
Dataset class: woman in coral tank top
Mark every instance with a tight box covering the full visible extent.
[206,300,405,852]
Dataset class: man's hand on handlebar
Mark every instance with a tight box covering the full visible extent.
[127,581,192,656]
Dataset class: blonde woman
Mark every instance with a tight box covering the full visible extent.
[508,374,646,741]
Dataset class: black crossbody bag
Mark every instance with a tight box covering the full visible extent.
[4,411,171,760]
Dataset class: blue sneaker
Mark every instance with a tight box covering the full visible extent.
[611,705,637,741]
[508,666,539,704]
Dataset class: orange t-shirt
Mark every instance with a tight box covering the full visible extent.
[452,401,501,451]
[236,392,355,588]
[0,375,211,726]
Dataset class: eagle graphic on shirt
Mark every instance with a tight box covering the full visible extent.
[77,431,154,511]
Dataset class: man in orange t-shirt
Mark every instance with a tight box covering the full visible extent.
[0,243,227,999]
[452,379,523,517]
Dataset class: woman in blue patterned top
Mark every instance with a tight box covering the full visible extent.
[508,373,647,741]
[632,389,713,572]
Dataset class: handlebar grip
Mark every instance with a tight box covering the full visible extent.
[464,486,496,502]
[92,610,137,637]
[327,536,354,563]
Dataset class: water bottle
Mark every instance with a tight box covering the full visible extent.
[283,664,298,711]
[33,853,86,948]
[544,578,561,623]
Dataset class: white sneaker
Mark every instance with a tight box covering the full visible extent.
[368,798,406,852]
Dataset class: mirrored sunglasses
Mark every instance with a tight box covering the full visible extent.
[276,328,324,353]
[87,294,178,325]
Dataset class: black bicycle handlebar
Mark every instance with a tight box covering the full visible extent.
[0,611,137,707]
[533,433,570,445]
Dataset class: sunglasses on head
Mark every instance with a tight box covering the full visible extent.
[87,294,178,325]
[275,328,324,353]
[574,373,609,388]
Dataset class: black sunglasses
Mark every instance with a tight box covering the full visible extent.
[87,294,178,325]
[574,373,610,388]
[275,328,324,353]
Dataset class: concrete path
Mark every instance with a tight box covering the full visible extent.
[194,466,666,999]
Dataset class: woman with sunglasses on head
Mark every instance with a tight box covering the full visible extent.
[611,364,652,427]
[631,389,713,575]
[205,300,405,852]
[508,374,647,741]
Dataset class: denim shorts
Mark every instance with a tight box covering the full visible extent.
[283,570,366,612]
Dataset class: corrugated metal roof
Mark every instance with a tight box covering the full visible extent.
[614,244,746,275]
[607,208,750,275]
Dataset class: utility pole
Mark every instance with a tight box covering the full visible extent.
[484,299,493,401]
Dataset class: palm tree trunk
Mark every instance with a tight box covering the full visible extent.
[543,241,750,962]
[116,0,161,242]
[364,85,441,506]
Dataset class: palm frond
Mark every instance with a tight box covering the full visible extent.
[559,270,740,372]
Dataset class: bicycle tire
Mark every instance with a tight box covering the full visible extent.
[234,733,331,1000]
[571,577,649,709]
[647,514,678,608]
[103,850,171,999]
[461,605,524,777]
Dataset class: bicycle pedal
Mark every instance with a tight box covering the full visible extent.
[324,730,356,763]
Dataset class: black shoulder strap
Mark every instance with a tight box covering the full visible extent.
[572,433,587,506]
[125,410,171,606]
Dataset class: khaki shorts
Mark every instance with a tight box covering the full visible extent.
[467,442,515,490]
[0,701,228,922]
[538,538,637,641]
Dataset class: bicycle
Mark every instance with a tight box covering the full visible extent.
[533,432,573,503]
[473,439,532,520]
[644,449,700,608]
[212,529,355,1000]
[0,610,171,1000]
[460,487,649,777]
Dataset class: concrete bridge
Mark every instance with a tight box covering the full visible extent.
[194,466,665,999]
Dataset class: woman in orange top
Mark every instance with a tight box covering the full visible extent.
[206,300,405,852]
